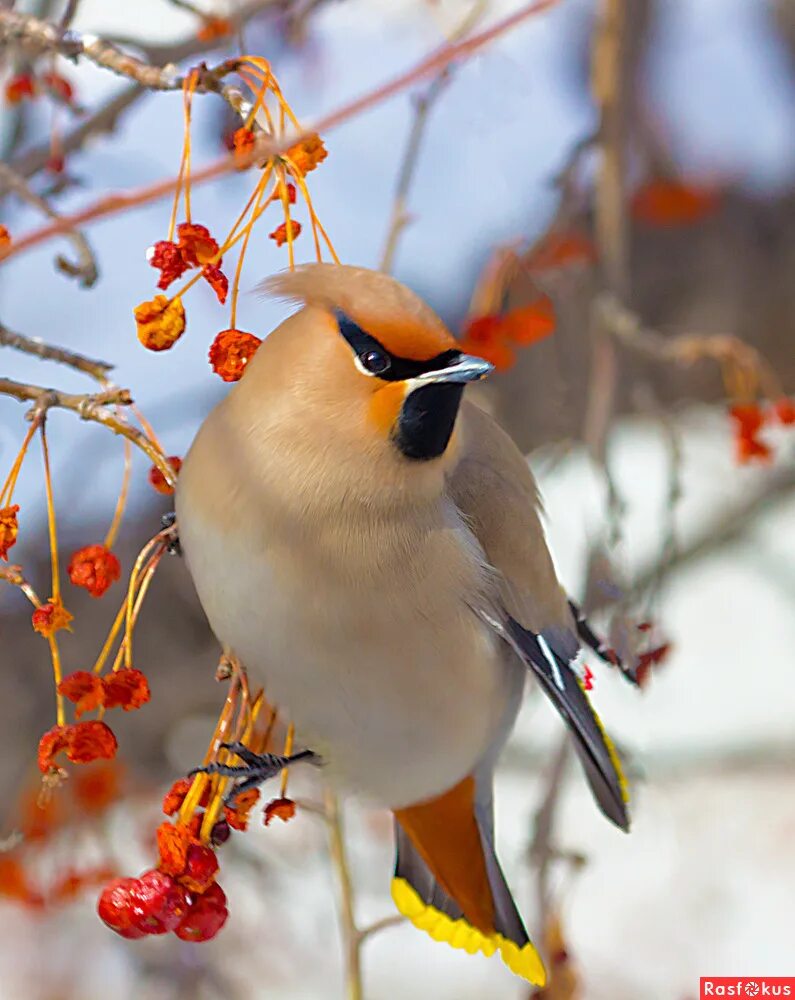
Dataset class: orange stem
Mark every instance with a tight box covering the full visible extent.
[103,437,131,550]
[2,0,560,261]
[39,423,61,602]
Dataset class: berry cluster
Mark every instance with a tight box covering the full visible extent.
[98,869,228,942]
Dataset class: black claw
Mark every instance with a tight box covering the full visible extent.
[218,742,265,767]
[187,747,320,807]
[161,511,181,556]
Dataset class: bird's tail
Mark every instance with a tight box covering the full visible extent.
[391,774,546,986]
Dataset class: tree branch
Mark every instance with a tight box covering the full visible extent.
[2,0,290,193]
[1,0,562,262]
[0,377,176,486]
[0,322,113,380]
[379,1,486,273]
[0,160,97,286]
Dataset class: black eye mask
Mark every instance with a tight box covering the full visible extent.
[335,309,460,382]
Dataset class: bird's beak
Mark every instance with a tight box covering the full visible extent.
[413,353,494,385]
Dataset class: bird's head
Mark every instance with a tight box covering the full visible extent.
[252,263,492,464]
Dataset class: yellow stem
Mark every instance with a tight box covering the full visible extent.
[199,690,265,841]
[168,176,282,303]
[39,423,60,602]
[280,722,295,797]
[48,635,66,727]
[178,676,240,826]
[0,421,37,506]
[130,402,165,454]
[120,542,166,671]
[230,173,271,328]
[182,71,199,224]
[91,598,128,675]
[103,437,131,550]
[222,163,273,248]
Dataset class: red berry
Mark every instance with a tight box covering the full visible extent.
[175,883,228,942]
[97,878,146,939]
[774,398,795,426]
[210,820,231,846]
[178,844,219,894]
[130,869,190,935]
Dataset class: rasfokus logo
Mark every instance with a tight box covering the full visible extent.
[700,979,795,998]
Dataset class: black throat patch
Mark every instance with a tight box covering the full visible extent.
[394,382,464,461]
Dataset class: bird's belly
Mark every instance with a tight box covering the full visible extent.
[181,526,516,808]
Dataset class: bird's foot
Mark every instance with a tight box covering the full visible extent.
[189,743,320,805]
[161,512,181,556]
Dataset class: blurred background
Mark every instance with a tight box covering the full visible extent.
[1,0,794,997]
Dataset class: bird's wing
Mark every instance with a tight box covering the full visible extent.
[447,401,630,831]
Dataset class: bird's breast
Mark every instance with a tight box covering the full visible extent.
[176,455,519,808]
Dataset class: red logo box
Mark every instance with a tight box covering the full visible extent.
[701,979,795,998]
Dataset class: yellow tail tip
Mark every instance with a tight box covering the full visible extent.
[391,877,547,986]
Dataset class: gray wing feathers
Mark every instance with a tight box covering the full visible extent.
[447,401,576,638]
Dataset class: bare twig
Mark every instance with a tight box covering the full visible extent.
[0,9,237,93]
[528,734,571,934]
[584,0,630,541]
[379,1,486,273]
[357,913,405,945]
[0,322,113,380]
[324,790,363,1000]
[5,82,145,188]
[0,160,97,286]
[595,291,782,398]
[3,0,290,192]
[58,0,79,30]
[379,74,453,274]
[0,377,176,486]
[618,464,795,602]
[1,0,561,262]
[110,0,284,62]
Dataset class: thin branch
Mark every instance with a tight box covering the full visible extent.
[58,0,79,30]
[527,734,570,934]
[379,73,454,274]
[1,0,562,262]
[0,160,97,286]
[324,789,363,1000]
[595,290,782,397]
[0,9,235,92]
[109,0,284,63]
[3,0,289,192]
[379,1,486,273]
[0,377,176,486]
[5,82,145,189]
[584,0,629,539]
[0,322,113,380]
[356,913,405,945]
[616,464,795,603]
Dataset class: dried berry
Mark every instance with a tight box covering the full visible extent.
[58,671,104,718]
[0,504,20,560]
[135,295,186,352]
[269,220,302,247]
[208,329,261,382]
[67,544,121,598]
[102,668,150,712]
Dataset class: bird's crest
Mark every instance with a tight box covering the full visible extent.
[261,263,458,362]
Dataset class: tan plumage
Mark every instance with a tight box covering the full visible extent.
[175,264,627,985]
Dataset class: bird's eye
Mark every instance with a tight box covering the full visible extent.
[360,349,391,375]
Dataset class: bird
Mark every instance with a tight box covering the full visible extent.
[175,263,629,987]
